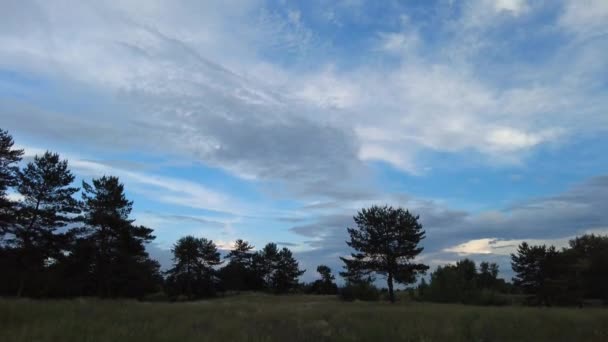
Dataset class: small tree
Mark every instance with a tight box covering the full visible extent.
[166,236,222,299]
[317,265,335,283]
[310,265,338,294]
[478,261,499,289]
[271,247,305,293]
[226,239,254,265]
[220,239,255,291]
[257,242,280,289]
[340,205,428,302]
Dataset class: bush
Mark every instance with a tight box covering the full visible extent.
[141,292,169,303]
[476,290,510,306]
[338,283,380,301]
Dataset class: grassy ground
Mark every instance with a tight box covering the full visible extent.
[1,294,608,341]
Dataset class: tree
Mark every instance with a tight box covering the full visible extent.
[310,265,338,295]
[511,242,564,305]
[340,257,375,285]
[165,236,222,299]
[248,243,304,293]
[226,239,255,265]
[0,129,23,236]
[317,265,335,283]
[0,129,24,296]
[425,259,479,303]
[220,239,255,291]
[566,234,608,303]
[256,242,280,289]
[271,247,305,293]
[76,176,160,298]
[8,152,80,296]
[478,261,499,290]
[510,235,608,306]
[340,205,428,302]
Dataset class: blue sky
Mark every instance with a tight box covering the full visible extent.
[1,0,607,282]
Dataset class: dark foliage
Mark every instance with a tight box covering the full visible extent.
[421,259,512,305]
[0,129,23,236]
[219,239,256,291]
[338,282,381,301]
[2,151,80,297]
[511,234,608,306]
[340,205,428,302]
[67,176,161,298]
[165,236,222,300]
[271,247,305,293]
[306,265,338,295]
[251,243,305,293]
[0,130,162,300]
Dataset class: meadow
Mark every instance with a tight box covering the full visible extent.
[1,294,607,342]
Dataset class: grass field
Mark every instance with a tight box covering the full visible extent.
[1,294,608,341]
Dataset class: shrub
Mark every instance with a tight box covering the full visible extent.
[338,283,380,301]
[141,292,169,303]
[477,290,509,306]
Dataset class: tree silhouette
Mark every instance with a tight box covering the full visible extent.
[166,236,222,299]
[257,242,280,289]
[567,234,608,302]
[478,261,500,290]
[340,205,428,302]
[0,129,23,236]
[271,247,305,293]
[76,176,160,298]
[317,265,335,283]
[220,239,255,291]
[511,242,563,305]
[9,152,80,296]
[310,265,338,294]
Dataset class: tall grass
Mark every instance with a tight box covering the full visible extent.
[1,294,607,341]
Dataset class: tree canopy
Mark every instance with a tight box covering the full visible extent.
[340,205,428,302]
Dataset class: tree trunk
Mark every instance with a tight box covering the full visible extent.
[387,272,395,303]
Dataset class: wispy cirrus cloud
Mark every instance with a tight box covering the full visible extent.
[2,0,607,281]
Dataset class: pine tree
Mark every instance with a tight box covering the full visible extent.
[220,239,255,291]
[311,265,338,294]
[0,129,23,235]
[10,152,80,296]
[340,205,428,302]
[166,236,222,299]
[77,176,160,298]
[511,242,564,305]
[271,247,305,293]
[257,242,280,289]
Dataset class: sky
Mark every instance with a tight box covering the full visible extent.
[1,0,607,282]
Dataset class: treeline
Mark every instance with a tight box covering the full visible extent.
[1,128,607,306]
[411,235,608,306]
[416,259,514,305]
[165,237,307,299]
[0,129,162,297]
[0,129,315,299]
[510,235,608,306]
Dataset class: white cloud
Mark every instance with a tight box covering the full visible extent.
[485,127,560,152]
[444,227,608,256]
[20,145,238,214]
[492,0,528,15]
[559,0,608,37]
[5,192,24,202]
[1,0,606,182]
[378,31,420,55]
